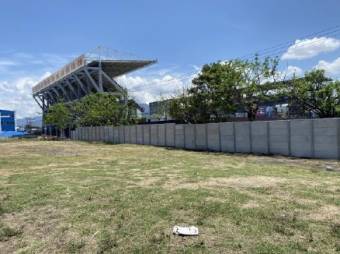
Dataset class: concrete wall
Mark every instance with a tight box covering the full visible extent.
[207,123,220,151]
[251,121,269,154]
[158,124,166,146]
[70,118,340,160]
[175,124,185,149]
[269,120,290,155]
[235,122,251,153]
[195,124,207,150]
[290,119,313,158]
[165,123,175,147]
[220,122,235,153]
[136,125,143,145]
[143,125,151,145]
[184,125,195,150]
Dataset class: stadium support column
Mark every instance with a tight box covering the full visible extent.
[84,68,101,92]
[98,59,103,92]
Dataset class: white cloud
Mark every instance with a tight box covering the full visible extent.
[0,73,49,118]
[116,72,196,103]
[315,57,340,76]
[282,37,340,60]
[284,65,303,77]
[0,60,17,66]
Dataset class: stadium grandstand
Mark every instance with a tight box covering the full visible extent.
[32,47,156,112]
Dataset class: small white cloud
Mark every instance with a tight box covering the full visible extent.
[0,60,17,66]
[284,66,303,77]
[315,57,340,76]
[282,37,340,60]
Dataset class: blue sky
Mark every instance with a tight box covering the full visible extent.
[1,0,340,118]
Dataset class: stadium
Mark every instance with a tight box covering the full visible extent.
[32,48,156,124]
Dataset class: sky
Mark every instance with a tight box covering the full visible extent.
[1,0,340,118]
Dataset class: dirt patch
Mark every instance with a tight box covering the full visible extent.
[306,205,340,223]
[163,176,286,190]
[241,200,260,209]
[131,176,162,187]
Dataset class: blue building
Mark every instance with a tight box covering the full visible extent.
[0,109,15,132]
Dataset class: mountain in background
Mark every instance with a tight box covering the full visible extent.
[16,116,42,128]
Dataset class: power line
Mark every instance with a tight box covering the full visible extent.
[240,24,340,60]
[126,25,340,95]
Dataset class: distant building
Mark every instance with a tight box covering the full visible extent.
[149,99,172,121]
[0,110,15,132]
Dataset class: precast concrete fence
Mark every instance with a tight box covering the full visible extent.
[70,118,340,160]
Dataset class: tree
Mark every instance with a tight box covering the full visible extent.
[287,69,340,117]
[44,103,72,137]
[74,93,130,126]
[170,61,245,123]
[238,56,281,120]
[169,56,282,122]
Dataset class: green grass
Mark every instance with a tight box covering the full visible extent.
[0,139,339,253]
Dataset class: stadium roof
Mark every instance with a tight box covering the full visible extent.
[32,47,156,111]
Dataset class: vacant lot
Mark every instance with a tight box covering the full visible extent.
[0,140,339,253]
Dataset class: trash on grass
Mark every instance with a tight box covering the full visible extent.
[173,225,199,236]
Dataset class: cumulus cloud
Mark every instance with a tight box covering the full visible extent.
[0,73,50,118]
[284,65,303,77]
[282,37,340,60]
[315,57,340,76]
[116,72,196,103]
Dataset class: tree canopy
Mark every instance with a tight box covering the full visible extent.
[44,93,139,132]
[169,57,339,123]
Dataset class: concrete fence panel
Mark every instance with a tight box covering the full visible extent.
[251,121,269,154]
[207,123,220,151]
[123,126,130,143]
[130,125,137,144]
[92,127,97,141]
[82,128,85,141]
[220,122,235,152]
[313,118,339,159]
[118,126,125,143]
[175,124,185,148]
[150,124,159,146]
[143,125,151,145]
[235,122,251,153]
[269,120,290,155]
[158,124,166,146]
[81,127,85,141]
[99,126,103,141]
[93,127,97,141]
[195,124,207,150]
[184,124,196,150]
[136,125,144,144]
[92,127,96,141]
[78,127,83,140]
[290,119,313,158]
[108,126,114,143]
[165,123,175,147]
[113,127,119,144]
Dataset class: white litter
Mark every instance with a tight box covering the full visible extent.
[172,225,199,236]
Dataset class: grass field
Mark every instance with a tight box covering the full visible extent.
[0,140,339,253]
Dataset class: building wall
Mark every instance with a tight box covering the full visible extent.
[0,110,15,132]
[71,118,340,160]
